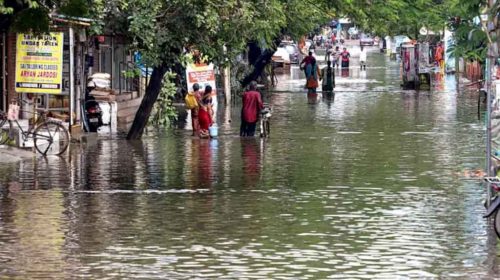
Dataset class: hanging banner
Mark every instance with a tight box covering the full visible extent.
[185,62,216,94]
[185,61,218,122]
[15,33,64,94]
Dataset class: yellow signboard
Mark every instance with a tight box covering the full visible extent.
[15,33,64,94]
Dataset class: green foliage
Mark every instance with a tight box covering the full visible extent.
[230,59,252,93]
[444,0,486,62]
[339,0,488,63]
[58,0,90,17]
[343,0,454,38]
[10,7,50,33]
[2,0,90,32]
[282,0,330,40]
[447,23,487,62]
[149,72,178,128]
[93,0,335,69]
[122,68,141,79]
[0,0,14,14]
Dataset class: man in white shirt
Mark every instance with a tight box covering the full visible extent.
[359,46,367,71]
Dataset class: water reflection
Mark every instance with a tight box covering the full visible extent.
[307,93,319,104]
[0,53,497,278]
[0,188,69,278]
[197,139,217,189]
[241,138,261,187]
[323,91,335,108]
[340,68,350,78]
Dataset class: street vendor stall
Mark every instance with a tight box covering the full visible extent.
[400,42,433,90]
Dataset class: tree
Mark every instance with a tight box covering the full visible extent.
[0,0,90,32]
[342,0,450,38]
[445,0,486,63]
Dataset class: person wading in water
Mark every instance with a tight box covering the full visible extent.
[240,81,264,137]
[340,47,351,69]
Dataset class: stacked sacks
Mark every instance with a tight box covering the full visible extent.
[88,73,115,101]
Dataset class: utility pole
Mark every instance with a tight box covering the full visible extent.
[223,45,231,105]
[484,0,498,205]
[69,27,75,128]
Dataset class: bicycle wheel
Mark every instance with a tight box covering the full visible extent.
[265,119,270,137]
[34,121,69,155]
[0,118,11,145]
[495,210,500,238]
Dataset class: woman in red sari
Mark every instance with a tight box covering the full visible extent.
[198,85,214,138]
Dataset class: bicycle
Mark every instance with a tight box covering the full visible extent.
[484,177,500,238]
[259,103,272,138]
[0,100,70,156]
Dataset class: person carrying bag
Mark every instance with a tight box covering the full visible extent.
[186,83,202,136]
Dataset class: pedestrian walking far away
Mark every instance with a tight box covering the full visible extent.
[321,60,335,92]
[306,60,321,94]
[359,46,367,71]
[240,81,264,137]
[332,46,341,68]
[435,42,444,72]
[340,47,350,69]
[300,51,315,72]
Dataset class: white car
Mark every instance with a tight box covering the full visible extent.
[360,33,374,46]
[272,47,291,63]
[348,27,359,39]
[394,35,411,49]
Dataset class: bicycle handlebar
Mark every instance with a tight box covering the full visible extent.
[484,177,500,183]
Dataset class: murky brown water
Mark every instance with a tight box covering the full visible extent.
[0,50,496,278]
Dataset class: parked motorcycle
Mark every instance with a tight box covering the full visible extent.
[484,177,500,237]
[82,80,103,132]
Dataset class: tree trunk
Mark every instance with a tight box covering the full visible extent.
[240,49,275,87]
[247,42,262,66]
[126,63,169,140]
[240,37,282,87]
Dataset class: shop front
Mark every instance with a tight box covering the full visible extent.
[1,17,93,146]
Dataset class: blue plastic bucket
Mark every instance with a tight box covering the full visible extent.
[209,125,218,138]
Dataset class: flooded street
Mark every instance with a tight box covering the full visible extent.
[0,49,496,278]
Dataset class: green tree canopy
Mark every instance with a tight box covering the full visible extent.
[341,0,451,38]
[93,0,334,68]
[0,0,90,32]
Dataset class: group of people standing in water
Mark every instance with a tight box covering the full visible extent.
[300,50,339,94]
[189,83,215,138]
[188,45,369,137]
[300,45,368,94]
[189,81,264,138]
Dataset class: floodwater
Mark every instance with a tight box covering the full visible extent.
[0,48,496,278]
